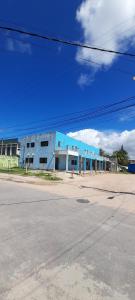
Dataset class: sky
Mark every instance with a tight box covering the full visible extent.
[0,0,135,157]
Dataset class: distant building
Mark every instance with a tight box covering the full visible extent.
[128,159,135,164]
[0,138,20,156]
[19,131,112,172]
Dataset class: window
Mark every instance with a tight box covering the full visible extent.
[25,157,33,164]
[71,159,77,166]
[66,145,69,150]
[27,142,35,148]
[58,141,61,147]
[40,157,47,164]
[41,141,48,147]
[72,146,74,150]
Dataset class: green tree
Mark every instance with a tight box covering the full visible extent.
[113,145,129,166]
[99,148,111,158]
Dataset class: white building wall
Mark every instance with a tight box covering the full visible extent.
[19,132,56,170]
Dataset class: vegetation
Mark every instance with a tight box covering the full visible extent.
[0,167,62,181]
[113,145,129,166]
[99,148,111,158]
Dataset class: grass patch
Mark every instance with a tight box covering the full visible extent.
[0,167,62,181]
[0,167,27,175]
[35,172,62,181]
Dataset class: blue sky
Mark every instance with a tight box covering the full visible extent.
[0,0,135,146]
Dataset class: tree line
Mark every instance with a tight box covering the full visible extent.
[100,145,129,166]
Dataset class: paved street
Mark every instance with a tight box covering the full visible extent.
[0,176,135,300]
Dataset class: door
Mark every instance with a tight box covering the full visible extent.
[55,157,59,170]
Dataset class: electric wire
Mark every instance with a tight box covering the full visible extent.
[0,25,135,57]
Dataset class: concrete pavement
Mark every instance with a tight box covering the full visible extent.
[0,178,135,300]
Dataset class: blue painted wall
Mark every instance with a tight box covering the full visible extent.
[55,131,103,160]
[19,131,104,170]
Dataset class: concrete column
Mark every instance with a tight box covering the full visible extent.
[10,145,12,156]
[66,154,68,172]
[102,161,104,171]
[100,161,103,171]
[101,161,103,171]
[84,158,86,172]
[90,159,93,171]
[53,153,55,171]
[5,145,7,156]
[95,159,97,172]
[77,156,79,173]
[15,145,17,156]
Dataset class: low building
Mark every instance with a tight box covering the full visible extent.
[19,131,111,172]
[0,138,20,156]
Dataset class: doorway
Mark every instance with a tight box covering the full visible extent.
[55,157,59,170]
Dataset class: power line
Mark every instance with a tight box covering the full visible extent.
[1,96,135,138]
[2,99,135,140]
[0,25,135,57]
[2,96,135,132]
[3,31,134,78]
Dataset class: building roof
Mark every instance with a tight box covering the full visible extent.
[0,138,18,144]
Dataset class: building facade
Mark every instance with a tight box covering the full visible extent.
[0,139,20,156]
[19,131,109,172]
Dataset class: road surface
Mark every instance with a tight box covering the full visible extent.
[0,178,135,300]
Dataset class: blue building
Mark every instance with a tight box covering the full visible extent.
[19,131,108,172]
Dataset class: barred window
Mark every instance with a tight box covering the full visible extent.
[25,157,34,163]
[40,157,47,163]
[41,141,48,147]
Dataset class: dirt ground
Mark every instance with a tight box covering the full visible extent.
[29,172,135,213]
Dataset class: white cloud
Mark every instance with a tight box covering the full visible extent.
[6,37,31,55]
[76,0,135,69]
[68,128,135,159]
[77,71,96,87]
[77,73,89,87]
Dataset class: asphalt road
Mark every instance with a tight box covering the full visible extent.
[0,180,135,300]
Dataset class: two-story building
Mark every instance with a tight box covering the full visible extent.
[19,131,109,172]
[0,138,20,156]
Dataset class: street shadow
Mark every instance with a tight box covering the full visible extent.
[80,185,135,196]
[0,197,65,206]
